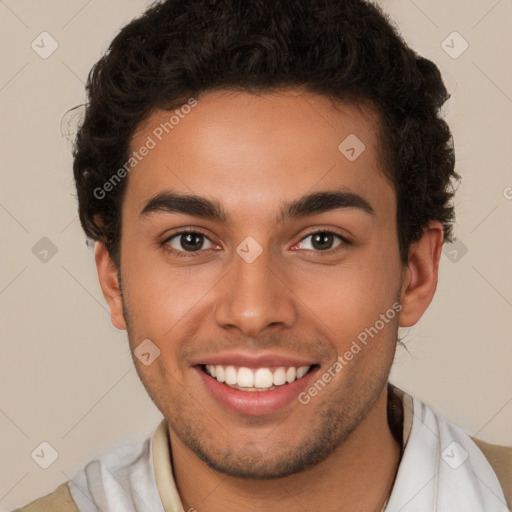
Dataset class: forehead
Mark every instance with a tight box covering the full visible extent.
[124,89,394,222]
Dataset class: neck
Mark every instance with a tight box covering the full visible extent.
[171,385,402,512]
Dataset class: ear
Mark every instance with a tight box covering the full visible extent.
[398,221,444,327]
[95,242,127,330]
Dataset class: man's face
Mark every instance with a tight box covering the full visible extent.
[117,89,404,478]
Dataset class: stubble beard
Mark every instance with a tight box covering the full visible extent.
[119,274,397,480]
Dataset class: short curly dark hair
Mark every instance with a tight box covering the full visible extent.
[73,0,459,267]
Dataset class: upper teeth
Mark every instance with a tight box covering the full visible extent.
[205,365,311,390]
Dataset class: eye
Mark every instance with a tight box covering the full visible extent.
[161,229,349,259]
[164,231,216,254]
[294,230,347,252]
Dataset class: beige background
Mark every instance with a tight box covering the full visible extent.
[0,0,511,508]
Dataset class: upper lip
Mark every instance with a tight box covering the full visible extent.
[191,352,318,369]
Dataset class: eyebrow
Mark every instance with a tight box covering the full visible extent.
[140,189,375,223]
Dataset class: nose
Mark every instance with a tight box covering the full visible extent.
[214,246,298,338]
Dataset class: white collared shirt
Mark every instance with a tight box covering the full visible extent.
[68,386,508,512]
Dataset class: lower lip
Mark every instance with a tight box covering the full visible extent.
[196,366,319,416]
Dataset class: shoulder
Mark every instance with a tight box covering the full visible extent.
[413,395,511,508]
[12,429,161,512]
[471,437,512,511]
[390,387,511,511]
[12,482,78,512]
[68,431,163,510]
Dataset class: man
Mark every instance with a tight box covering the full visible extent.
[14,0,511,511]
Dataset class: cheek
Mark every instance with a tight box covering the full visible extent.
[120,248,219,340]
[294,250,400,337]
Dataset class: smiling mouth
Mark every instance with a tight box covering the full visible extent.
[200,364,317,392]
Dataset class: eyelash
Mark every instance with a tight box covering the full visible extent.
[161,228,350,260]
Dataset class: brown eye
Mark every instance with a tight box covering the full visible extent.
[180,233,204,251]
[297,231,344,252]
[165,232,215,253]
[311,232,336,250]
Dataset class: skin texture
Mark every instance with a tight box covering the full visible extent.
[96,89,443,511]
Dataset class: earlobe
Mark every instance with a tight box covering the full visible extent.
[95,242,127,330]
[398,221,444,327]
